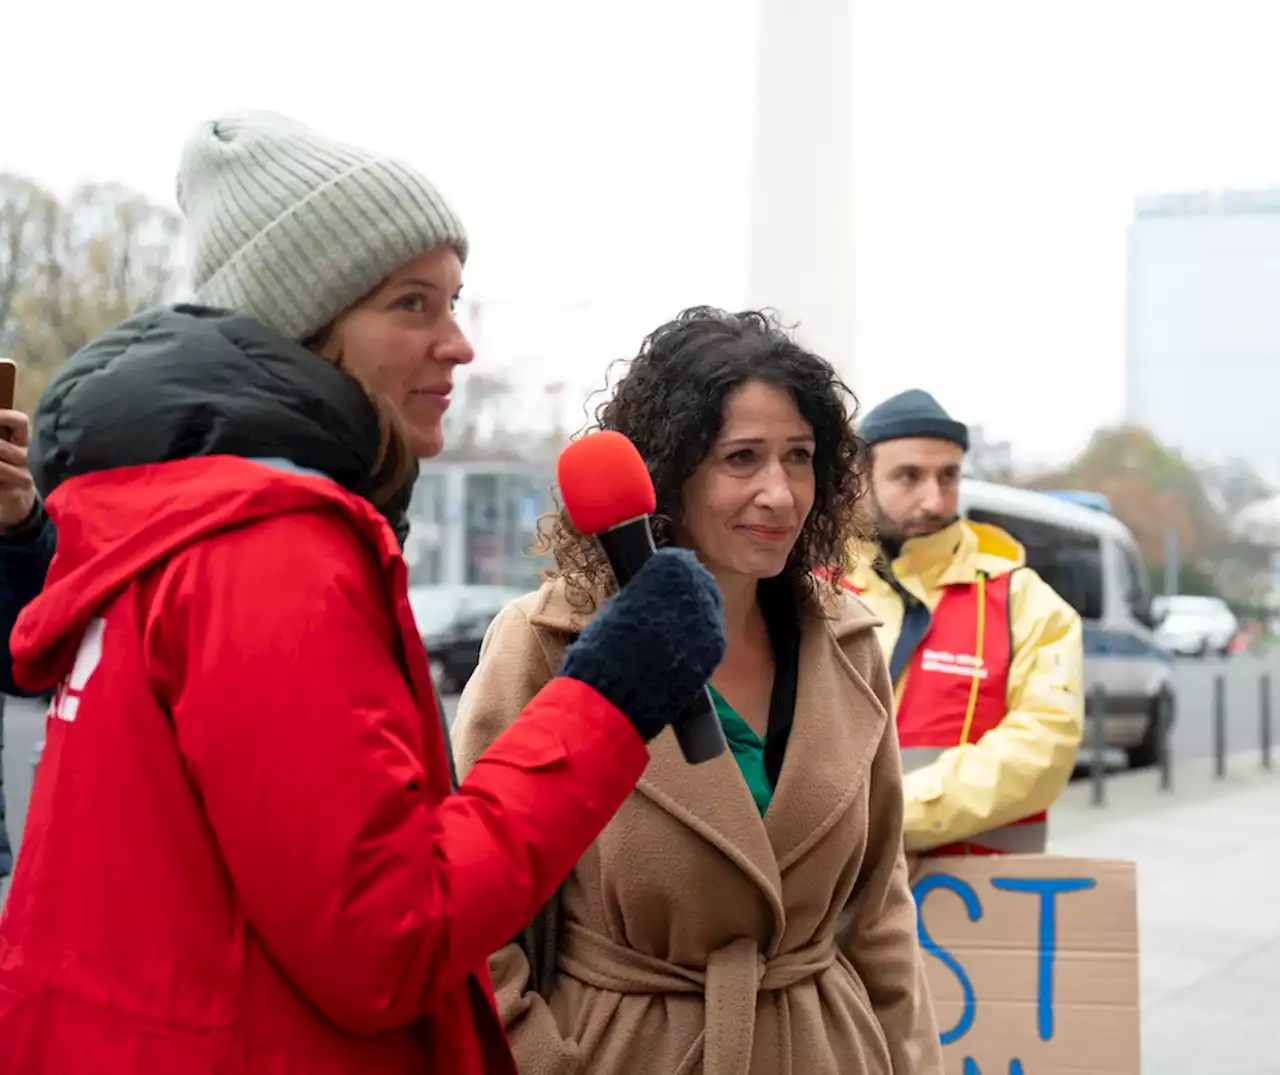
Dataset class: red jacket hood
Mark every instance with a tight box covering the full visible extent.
[13,455,391,693]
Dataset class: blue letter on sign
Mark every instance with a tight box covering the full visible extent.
[990,876,1097,1041]
[963,1060,1025,1074]
[913,873,982,1045]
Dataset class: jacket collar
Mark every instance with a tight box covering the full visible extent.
[30,304,417,546]
[850,518,1026,596]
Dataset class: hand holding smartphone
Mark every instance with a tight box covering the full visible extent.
[0,360,36,530]
[0,360,15,441]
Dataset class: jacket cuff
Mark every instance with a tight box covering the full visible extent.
[1,499,48,547]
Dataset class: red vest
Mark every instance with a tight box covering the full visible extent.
[843,572,1046,855]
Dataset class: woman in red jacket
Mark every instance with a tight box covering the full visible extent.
[0,112,725,1075]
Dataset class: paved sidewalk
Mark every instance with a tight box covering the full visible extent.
[1050,757,1280,1075]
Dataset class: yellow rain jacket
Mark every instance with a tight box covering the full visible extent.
[848,520,1084,852]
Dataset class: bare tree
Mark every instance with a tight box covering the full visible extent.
[0,174,59,356]
[0,176,183,411]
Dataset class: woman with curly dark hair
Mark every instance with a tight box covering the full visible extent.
[452,308,942,1075]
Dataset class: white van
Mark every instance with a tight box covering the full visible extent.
[959,479,1175,768]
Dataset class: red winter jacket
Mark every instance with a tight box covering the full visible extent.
[0,455,649,1074]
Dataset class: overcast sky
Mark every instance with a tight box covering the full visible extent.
[6,0,1280,467]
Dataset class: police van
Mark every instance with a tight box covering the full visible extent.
[959,479,1174,768]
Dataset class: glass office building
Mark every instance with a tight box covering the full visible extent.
[404,461,556,590]
[1127,190,1280,480]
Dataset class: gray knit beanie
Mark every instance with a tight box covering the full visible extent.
[176,111,468,341]
[859,389,969,450]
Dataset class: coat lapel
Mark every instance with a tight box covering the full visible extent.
[635,719,785,919]
[765,597,888,873]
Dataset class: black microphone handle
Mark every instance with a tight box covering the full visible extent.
[594,516,656,586]
[595,519,728,765]
[673,686,729,765]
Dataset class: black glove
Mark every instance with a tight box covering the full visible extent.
[558,548,725,742]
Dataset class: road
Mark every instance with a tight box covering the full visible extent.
[1163,652,1279,769]
[2,695,42,872]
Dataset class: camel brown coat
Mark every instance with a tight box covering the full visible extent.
[451,578,942,1075]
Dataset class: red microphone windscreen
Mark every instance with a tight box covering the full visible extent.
[557,431,656,536]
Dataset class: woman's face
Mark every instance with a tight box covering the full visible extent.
[322,246,473,458]
[680,380,817,583]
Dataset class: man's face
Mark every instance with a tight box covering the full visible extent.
[868,437,965,546]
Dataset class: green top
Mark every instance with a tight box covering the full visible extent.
[708,685,774,816]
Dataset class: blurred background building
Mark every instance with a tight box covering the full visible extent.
[405,461,554,591]
[1126,190,1280,480]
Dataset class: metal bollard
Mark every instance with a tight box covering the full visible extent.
[1213,674,1227,780]
[1089,687,1107,806]
[1262,673,1273,772]
[1157,689,1173,792]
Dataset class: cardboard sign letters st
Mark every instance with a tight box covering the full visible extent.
[910,856,1139,1075]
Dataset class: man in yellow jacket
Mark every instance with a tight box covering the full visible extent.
[844,389,1083,856]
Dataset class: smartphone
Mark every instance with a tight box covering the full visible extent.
[0,359,17,442]
[0,359,14,411]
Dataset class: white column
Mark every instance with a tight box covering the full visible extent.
[745,0,856,385]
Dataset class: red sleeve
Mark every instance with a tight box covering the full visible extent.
[145,509,649,1034]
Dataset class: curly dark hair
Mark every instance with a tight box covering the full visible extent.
[538,306,870,611]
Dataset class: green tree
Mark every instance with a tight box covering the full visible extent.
[1029,426,1225,574]
[1028,426,1280,609]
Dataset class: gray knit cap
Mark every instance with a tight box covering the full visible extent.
[859,389,969,450]
[176,111,468,341]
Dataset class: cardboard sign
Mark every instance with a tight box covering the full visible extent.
[910,856,1139,1075]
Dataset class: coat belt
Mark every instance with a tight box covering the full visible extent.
[899,745,1049,853]
[558,919,838,1075]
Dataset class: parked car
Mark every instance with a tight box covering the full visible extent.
[960,481,1175,769]
[1152,594,1239,658]
[408,584,525,694]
